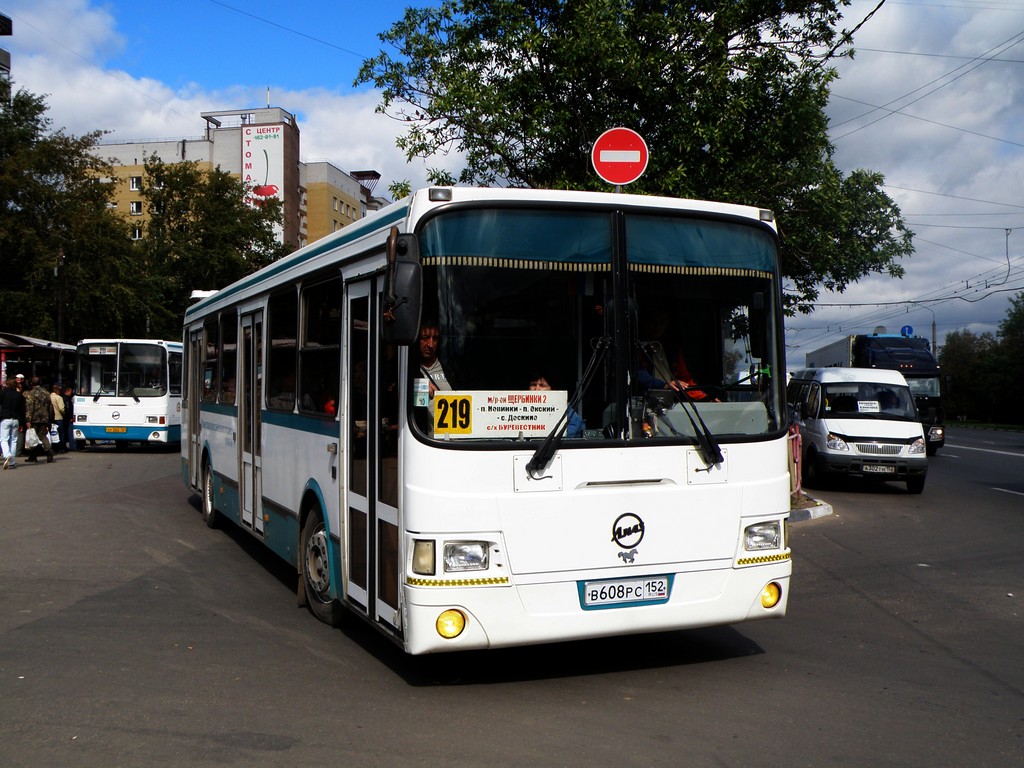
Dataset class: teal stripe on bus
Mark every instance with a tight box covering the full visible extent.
[262,409,340,437]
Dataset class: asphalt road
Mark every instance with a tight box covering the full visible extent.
[1,428,1021,767]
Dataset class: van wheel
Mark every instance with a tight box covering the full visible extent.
[802,447,820,488]
[301,508,342,626]
[907,476,926,494]
[202,464,218,528]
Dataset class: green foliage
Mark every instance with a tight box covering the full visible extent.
[939,294,1024,424]
[0,88,137,341]
[1,88,289,343]
[357,0,914,307]
[138,156,288,337]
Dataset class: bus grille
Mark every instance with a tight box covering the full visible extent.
[856,443,903,456]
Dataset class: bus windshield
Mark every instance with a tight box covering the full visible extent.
[412,206,783,443]
[77,342,170,398]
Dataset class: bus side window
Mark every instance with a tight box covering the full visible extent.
[202,317,219,403]
[299,276,341,417]
[266,289,298,410]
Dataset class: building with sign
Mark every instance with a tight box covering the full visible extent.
[1,13,12,103]
[96,107,388,251]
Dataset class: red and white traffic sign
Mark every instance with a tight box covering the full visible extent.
[591,127,649,186]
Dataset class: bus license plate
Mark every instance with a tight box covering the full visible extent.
[863,464,894,474]
[582,576,670,608]
[105,427,127,433]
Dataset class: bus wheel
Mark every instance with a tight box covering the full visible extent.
[301,510,342,626]
[201,464,218,528]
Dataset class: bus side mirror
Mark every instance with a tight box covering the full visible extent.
[382,227,422,345]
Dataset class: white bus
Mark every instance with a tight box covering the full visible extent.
[75,339,183,446]
[182,187,791,654]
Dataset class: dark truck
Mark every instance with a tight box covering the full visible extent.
[805,332,945,455]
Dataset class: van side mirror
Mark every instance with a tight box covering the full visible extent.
[382,227,422,345]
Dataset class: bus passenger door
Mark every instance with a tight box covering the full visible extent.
[240,311,264,535]
[346,279,402,635]
[187,329,203,489]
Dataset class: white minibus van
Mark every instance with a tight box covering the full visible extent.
[788,367,927,494]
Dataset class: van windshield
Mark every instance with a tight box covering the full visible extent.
[823,383,917,420]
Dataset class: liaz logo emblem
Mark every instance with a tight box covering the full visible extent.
[611,513,645,549]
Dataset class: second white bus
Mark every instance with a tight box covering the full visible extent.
[75,339,183,446]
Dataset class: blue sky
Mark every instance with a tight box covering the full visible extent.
[6,0,1024,366]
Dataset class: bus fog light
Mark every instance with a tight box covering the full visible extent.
[436,609,466,639]
[412,540,436,575]
[761,582,782,609]
[443,541,488,572]
[744,522,780,551]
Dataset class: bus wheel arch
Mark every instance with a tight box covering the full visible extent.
[299,496,343,627]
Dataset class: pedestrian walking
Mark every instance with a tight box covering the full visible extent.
[1,377,26,470]
[50,384,67,453]
[63,385,77,451]
[24,376,55,464]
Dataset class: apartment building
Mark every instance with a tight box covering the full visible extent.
[96,107,387,251]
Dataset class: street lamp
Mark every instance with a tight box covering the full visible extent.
[910,302,937,353]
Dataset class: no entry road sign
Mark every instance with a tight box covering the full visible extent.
[591,127,649,186]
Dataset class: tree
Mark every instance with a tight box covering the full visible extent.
[356,0,913,308]
[0,88,139,341]
[137,155,289,338]
[939,329,999,422]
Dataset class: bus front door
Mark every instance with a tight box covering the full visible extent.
[187,329,203,489]
[346,280,402,635]
[240,311,264,535]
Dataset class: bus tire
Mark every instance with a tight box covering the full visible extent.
[201,464,218,529]
[301,509,342,626]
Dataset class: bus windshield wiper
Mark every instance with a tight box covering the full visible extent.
[638,342,723,469]
[122,383,140,404]
[525,336,609,479]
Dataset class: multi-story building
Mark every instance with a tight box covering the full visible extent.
[1,14,12,103]
[95,107,388,251]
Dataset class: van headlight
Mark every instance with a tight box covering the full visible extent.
[909,438,926,455]
[826,432,849,451]
[444,541,489,572]
[744,522,781,551]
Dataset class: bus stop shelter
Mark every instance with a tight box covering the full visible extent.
[0,332,76,386]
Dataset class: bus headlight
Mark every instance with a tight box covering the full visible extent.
[412,540,436,575]
[744,522,781,551]
[443,541,489,572]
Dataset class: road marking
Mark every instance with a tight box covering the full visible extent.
[944,443,1024,459]
[993,487,1024,497]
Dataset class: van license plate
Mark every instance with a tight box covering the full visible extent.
[582,576,670,607]
[863,464,894,474]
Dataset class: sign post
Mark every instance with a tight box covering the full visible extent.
[591,127,649,189]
